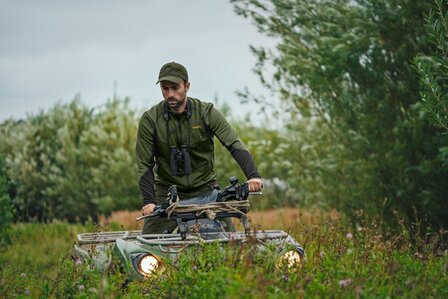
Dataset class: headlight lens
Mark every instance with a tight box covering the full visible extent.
[138,254,160,276]
[280,250,302,268]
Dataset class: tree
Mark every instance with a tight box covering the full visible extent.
[232,0,448,228]
[414,0,448,163]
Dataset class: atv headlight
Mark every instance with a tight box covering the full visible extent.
[280,250,302,268]
[138,254,160,276]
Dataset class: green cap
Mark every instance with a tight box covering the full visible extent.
[156,62,188,84]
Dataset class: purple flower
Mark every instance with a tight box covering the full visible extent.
[24,290,30,295]
[414,252,424,260]
[346,233,353,240]
[192,266,197,271]
[78,285,85,291]
[339,278,353,288]
[75,259,83,266]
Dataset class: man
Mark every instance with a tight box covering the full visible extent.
[136,61,262,234]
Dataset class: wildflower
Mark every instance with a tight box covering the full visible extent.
[281,274,289,282]
[319,251,326,258]
[346,233,353,240]
[75,259,83,266]
[20,273,26,277]
[414,252,424,260]
[78,285,85,291]
[24,289,30,295]
[339,278,353,288]
[192,266,197,271]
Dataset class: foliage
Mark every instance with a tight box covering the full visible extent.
[1,218,447,298]
[414,0,448,162]
[0,97,140,222]
[231,0,448,229]
[0,154,15,247]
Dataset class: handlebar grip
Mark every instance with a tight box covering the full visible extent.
[249,192,263,196]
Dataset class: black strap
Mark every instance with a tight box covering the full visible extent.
[163,99,192,146]
[163,99,193,176]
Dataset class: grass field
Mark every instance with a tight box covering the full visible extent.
[1,209,447,298]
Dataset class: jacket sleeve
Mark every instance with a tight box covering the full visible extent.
[206,106,261,180]
[136,112,157,206]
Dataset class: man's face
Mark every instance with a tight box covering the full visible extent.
[160,80,190,113]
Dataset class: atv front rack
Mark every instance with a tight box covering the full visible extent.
[76,229,290,245]
[138,230,290,245]
[77,230,142,244]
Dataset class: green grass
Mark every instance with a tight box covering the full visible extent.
[0,218,447,298]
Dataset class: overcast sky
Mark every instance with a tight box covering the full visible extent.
[0,0,276,123]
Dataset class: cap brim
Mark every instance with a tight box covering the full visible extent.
[156,76,183,84]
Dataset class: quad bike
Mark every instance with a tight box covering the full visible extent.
[73,177,305,280]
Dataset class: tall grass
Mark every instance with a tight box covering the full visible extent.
[1,214,447,298]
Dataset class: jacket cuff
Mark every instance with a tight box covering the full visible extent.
[143,198,156,206]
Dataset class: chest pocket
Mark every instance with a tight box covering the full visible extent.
[189,121,214,170]
[190,122,209,145]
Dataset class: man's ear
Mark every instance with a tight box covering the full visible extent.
[185,81,190,92]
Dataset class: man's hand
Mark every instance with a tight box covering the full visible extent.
[247,178,263,192]
[142,203,156,216]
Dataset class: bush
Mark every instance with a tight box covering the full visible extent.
[0,154,15,246]
[0,97,141,222]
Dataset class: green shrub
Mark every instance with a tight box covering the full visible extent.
[0,154,14,247]
[0,97,140,222]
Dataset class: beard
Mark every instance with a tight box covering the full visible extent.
[166,92,187,112]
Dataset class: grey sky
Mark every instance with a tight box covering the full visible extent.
[0,0,276,123]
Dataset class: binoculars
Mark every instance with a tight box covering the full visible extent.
[169,145,191,176]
